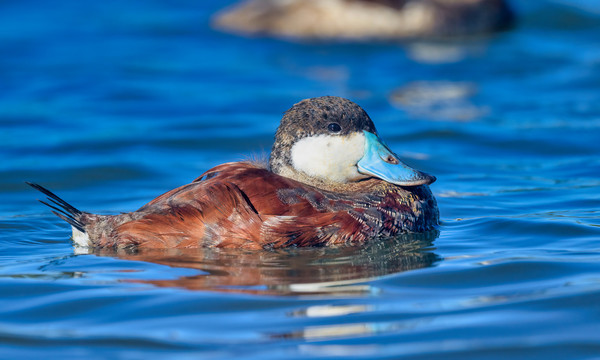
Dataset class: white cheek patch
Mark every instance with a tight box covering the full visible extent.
[291,132,366,183]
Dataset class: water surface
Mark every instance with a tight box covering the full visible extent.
[2,1,600,359]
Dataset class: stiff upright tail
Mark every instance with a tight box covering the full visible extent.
[26,182,85,233]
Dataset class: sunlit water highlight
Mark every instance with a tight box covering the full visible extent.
[1,1,600,359]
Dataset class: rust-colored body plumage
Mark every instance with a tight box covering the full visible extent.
[79,162,437,249]
[29,96,439,250]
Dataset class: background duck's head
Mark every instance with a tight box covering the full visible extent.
[269,96,435,189]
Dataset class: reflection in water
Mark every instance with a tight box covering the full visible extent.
[90,231,440,296]
[275,316,429,343]
[406,43,473,64]
[390,81,487,122]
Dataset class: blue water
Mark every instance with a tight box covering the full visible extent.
[2,0,600,358]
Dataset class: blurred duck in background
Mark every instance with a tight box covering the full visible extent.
[213,0,514,41]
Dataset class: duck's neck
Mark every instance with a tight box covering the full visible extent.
[270,163,389,193]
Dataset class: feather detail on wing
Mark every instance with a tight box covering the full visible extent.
[261,211,370,248]
[112,182,264,249]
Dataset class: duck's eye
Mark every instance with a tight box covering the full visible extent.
[328,123,341,133]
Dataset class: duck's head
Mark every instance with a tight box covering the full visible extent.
[269,96,435,190]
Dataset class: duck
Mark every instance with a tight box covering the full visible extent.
[213,0,514,41]
[28,96,438,250]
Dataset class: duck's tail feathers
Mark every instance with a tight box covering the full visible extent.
[26,182,86,233]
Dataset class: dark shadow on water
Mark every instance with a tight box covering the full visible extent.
[92,231,441,296]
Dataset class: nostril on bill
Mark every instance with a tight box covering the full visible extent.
[384,155,399,165]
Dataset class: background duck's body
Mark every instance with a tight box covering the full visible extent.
[213,0,514,41]
[30,97,438,249]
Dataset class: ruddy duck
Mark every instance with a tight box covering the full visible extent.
[213,0,514,41]
[29,96,438,250]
